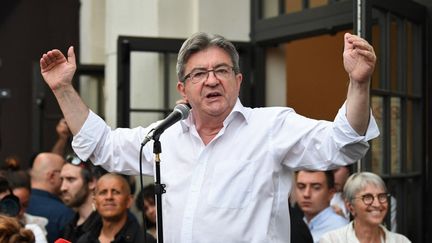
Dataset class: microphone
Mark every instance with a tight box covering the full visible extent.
[142,103,191,145]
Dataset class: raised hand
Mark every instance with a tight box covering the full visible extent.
[39,46,88,135]
[343,33,376,84]
[56,118,72,140]
[40,46,76,91]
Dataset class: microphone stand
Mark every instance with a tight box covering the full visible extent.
[153,139,165,243]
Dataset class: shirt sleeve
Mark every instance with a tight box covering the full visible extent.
[72,110,154,175]
[274,102,379,170]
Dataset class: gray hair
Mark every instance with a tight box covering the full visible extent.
[176,32,240,82]
[342,172,387,204]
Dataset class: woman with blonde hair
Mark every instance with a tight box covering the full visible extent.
[320,172,410,243]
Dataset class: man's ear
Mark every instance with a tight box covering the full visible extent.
[235,73,243,89]
[88,178,97,191]
[328,188,336,200]
[177,81,186,98]
[47,170,56,181]
[126,195,133,209]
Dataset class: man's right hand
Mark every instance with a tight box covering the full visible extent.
[40,46,76,91]
[39,46,89,135]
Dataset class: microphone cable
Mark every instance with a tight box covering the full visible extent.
[139,143,149,243]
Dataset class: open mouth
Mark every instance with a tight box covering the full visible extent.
[206,91,221,99]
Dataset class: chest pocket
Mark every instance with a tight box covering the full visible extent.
[207,159,255,209]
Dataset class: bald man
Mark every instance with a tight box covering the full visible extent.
[76,173,155,243]
[27,152,74,243]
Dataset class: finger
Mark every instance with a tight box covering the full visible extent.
[40,52,57,71]
[47,49,64,63]
[40,53,56,72]
[343,33,354,52]
[67,46,76,66]
[355,49,376,62]
[40,57,48,70]
[351,40,373,53]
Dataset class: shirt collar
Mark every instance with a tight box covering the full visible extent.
[180,98,250,132]
[305,206,334,226]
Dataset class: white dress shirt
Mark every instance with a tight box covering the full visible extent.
[73,99,379,243]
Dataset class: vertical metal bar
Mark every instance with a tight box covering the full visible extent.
[163,53,170,116]
[399,19,407,173]
[384,12,392,176]
[117,38,131,127]
[354,0,373,173]
[355,0,363,37]
[278,0,285,15]
[254,46,266,107]
[412,24,423,171]
[354,0,372,40]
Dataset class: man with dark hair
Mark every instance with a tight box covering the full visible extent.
[295,170,348,243]
[40,32,379,242]
[135,184,157,240]
[59,155,101,242]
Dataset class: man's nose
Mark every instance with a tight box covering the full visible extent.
[303,187,311,197]
[204,70,219,85]
[60,183,67,191]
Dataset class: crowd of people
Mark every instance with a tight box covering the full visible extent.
[0,119,156,243]
[0,148,411,243]
[291,167,410,243]
[0,31,411,242]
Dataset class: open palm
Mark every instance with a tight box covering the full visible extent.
[40,46,76,91]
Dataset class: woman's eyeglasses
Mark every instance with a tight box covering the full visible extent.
[355,193,390,205]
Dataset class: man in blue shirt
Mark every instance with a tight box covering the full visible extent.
[295,170,348,243]
[28,152,74,243]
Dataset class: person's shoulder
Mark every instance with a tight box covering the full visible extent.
[326,207,349,224]
[250,106,294,113]
[115,214,145,242]
[246,106,296,122]
[386,230,412,243]
[319,224,350,243]
[24,213,48,227]
[75,228,99,243]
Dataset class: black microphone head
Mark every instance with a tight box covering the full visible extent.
[174,103,191,120]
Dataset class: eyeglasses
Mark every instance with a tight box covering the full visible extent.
[66,154,84,166]
[355,193,390,205]
[182,65,235,84]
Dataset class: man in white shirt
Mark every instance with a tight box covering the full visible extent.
[39,32,379,243]
[295,170,349,243]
